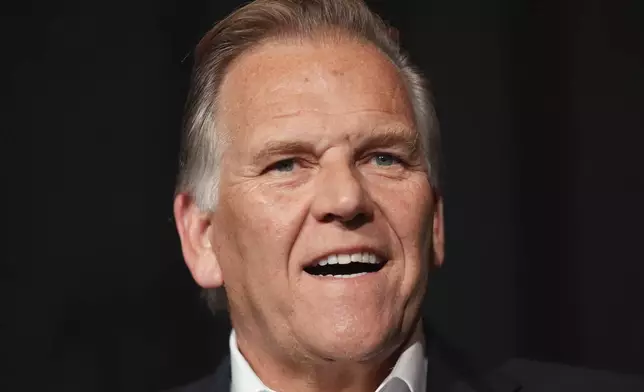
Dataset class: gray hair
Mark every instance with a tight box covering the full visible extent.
[175,0,441,311]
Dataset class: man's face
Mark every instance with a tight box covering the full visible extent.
[203,39,441,362]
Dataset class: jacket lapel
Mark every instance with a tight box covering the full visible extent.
[422,322,522,392]
[211,356,232,392]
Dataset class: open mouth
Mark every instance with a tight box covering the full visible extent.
[304,252,387,278]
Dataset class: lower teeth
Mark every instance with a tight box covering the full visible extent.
[323,272,368,278]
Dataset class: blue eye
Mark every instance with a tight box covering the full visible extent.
[372,153,399,167]
[269,159,296,172]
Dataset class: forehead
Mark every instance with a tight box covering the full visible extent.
[217,38,414,144]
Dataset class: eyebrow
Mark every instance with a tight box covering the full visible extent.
[249,125,420,165]
[357,125,421,155]
[250,139,317,166]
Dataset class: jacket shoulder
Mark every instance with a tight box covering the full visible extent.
[496,358,644,392]
[164,372,218,392]
[164,355,231,392]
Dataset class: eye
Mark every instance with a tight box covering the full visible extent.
[266,158,297,173]
[371,153,402,167]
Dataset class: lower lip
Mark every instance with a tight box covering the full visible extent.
[311,272,370,279]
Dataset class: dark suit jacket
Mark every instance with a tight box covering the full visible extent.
[169,319,644,392]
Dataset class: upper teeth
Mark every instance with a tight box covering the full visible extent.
[314,252,381,266]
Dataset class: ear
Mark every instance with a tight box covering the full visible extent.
[173,193,223,288]
[432,197,445,267]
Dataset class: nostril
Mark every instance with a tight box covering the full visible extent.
[322,212,372,229]
[344,212,372,230]
[321,213,336,223]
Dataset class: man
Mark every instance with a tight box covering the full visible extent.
[171,1,644,391]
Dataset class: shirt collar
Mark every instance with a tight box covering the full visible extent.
[229,324,427,392]
[377,323,427,392]
[229,330,271,392]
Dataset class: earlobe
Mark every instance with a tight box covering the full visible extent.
[173,193,224,288]
[432,198,445,267]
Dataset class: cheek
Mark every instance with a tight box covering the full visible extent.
[373,177,432,298]
[214,185,309,285]
[236,185,307,242]
[375,177,433,245]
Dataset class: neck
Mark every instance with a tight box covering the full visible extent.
[232,321,422,392]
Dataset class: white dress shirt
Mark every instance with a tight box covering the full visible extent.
[230,325,427,392]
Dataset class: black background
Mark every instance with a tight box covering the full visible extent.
[5,0,644,391]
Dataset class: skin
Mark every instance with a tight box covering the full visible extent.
[174,36,444,392]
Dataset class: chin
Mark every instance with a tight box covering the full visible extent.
[296,315,400,362]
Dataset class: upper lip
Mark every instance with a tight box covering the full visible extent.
[303,246,389,268]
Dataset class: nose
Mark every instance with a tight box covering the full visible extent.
[310,164,373,228]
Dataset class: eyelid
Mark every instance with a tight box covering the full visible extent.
[261,157,293,174]
[262,156,312,174]
[366,151,408,166]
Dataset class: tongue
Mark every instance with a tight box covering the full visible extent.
[305,262,381,276]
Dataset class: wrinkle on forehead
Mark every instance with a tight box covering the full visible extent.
[270,108,404,120]
[218,39,414,139]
